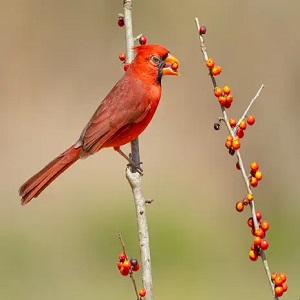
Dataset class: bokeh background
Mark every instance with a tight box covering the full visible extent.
[1,0,299,299]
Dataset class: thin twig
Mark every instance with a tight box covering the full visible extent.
[195,16,276,300]
[123,2,153,300]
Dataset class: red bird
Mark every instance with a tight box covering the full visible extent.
[19,44,179,205]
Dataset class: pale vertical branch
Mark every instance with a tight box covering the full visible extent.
[123,1,153,300]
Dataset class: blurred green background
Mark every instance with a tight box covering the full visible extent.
[1,0,300,299]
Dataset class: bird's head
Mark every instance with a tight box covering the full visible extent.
[130,44,179,84]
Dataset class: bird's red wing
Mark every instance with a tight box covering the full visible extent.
[80,76,150,155]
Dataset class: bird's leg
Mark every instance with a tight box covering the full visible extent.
[114,147,143,175]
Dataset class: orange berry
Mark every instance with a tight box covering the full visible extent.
[218,95,226,106]
[232,138,240,150]
[253,236,262,246]
[249,250,258,261]
[279,273,287,283]
[275,276,284,286]
[247,114,256,125]
[226,94,233,104]
[206,58,215,69]
[216,65,222,74]
[171,62,179,71]
[120,266,130,276]
[247,194,254,201]
[282,282,288,292]
[139,288,146,297]
[239,120,247,131]
[214,87,223,97]
[117,261,123,270]
[250,176,258,187]
[260,220,269,232]
[235,201,244,212]
[211,66,221,76]
[223,85,230,95]
[250,161,259,172]
[236,162,240,170]
[271,273,277,281]
[123,260,132,270]
[227,135,233,141]
[119,52,126,61]
[229,118,237,127]
[275,286,284,297]
[255,228,265,239]
[255,170,262,181]
[260,239,269,250]
[225,140,232,149]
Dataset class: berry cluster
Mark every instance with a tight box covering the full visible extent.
[117,252,146,298]
[271,272,288,297]
[117,15,147,72]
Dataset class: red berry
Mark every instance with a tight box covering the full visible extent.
[247,217,254,228]
[199,25,206,35]
[279,273,287,283]
[123,260,132,270]
[275,286,284,297]
[226,94,233,104]
[118,17,125,27]
[120,266,130,276]
[117,261,123,270]
[249,176,258,187]
[118,52,126,61]
[260,239,269,250]
[139,288,146,297]
[132,263,140,272]
[119,252,126,262]
[236,162,240,170]
[282,282,288,292]
[139,35,147,45]
[275,276,284,286]
[253,237,261,246]
[247,115,256,125]
[239,120,247,131]
[249,250,258,261]
[256,211,262,222]
[271,273,277,281]
[123,62,130,72]
[236,129,244,138]
[255,228,265,239]
[229,118,237,127]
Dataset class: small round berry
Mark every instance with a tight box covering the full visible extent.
[226,94,233,104]
[235,201,244,212]
[229,148,235,155]
[216,65,222,74]
[123,62,130,72]
[118,17,125,27]
[206,58,215,69]
[271,273,277,281]
[211,65,221,76]
[250,176,258,187]
[275,286,284,297]
[236,162,240,170]
[132,263,140,272]
[214,123,220,130]
[239,120,247,131]
[247,115,256,125]
[224,101,231,109]
[250,161,259,172]
[214,87,223,97]
[229,118,237,127]
[119,252,126,262]
[139,288,146,297]
[256,211,262,222]
[260,220,269,232]
[123,260,132,270]
[130,258,138,267]
[242,198,248,206]
[218,95,226,106]
[171,62,179,72]
[225,140,232,149]
[139,35,147,45]
[120,266,130,276]
[253,236,262,246]
[247,217,254,228]
[232,138,240,150]
[236,129,244,138]
[275,276,284,287]
[255,170,263,181]
[247,194,254,202]
[255,228,265,239]
[117,261,123,270]
[260,239,269,250]
[223,85,231,95]
[227,135,234,141]
[199,25,206,35]
[282,282,288,292]
[118,52,126,61]
[279,273,287,283]
[249,250,258,261]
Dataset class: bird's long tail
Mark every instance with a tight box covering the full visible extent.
[19,145,81,205]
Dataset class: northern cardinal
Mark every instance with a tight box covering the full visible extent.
[19,44,179,205]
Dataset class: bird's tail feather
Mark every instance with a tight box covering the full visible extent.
[19,145,81,205]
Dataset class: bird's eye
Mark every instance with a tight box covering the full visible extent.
[150,56,161,65]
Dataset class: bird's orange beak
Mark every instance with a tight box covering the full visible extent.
[162,53,180,76]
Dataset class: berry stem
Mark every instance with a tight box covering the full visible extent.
[195,16,277,300]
